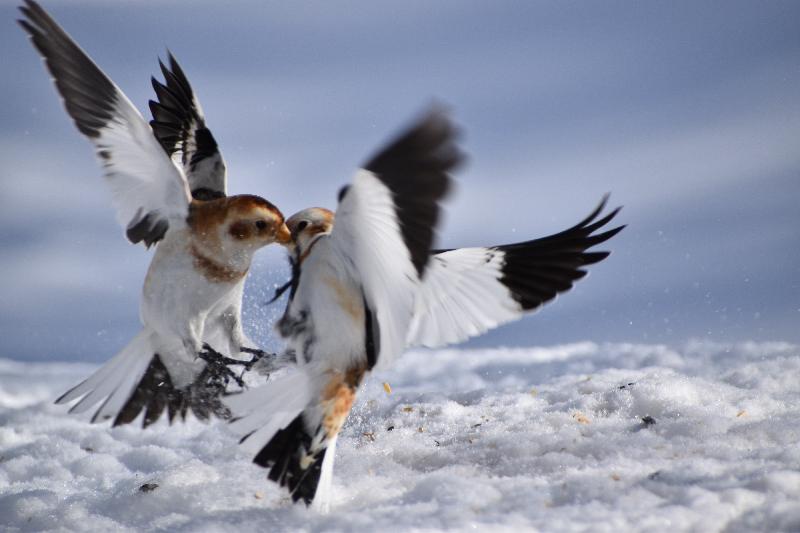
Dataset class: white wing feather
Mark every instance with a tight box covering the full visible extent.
[97,97,191,231]
[407,197,625,348]
[329,169,419,370]
[407,248,521,348]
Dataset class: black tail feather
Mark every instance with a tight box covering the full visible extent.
[112,354,232,428]
[252,414,325,505]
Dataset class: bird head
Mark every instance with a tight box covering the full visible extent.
[189,195,291,266]
[223,195,291,248]
[285,207,334,259]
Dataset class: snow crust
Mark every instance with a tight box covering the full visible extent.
[1,341,799,532]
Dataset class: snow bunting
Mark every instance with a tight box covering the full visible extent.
[229,141,622,510]
[145,52,276,368]
[281,195,623,350]
[19,0,291,426]
[225,109,462,509]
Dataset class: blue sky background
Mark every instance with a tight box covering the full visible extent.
[1,0,798,363]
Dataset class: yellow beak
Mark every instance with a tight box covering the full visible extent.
[276,222,292,245]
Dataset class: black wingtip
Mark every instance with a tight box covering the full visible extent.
[362,107,464,277]
[19,0,119,139]
[587,204,622,230]
[167,50,182,75]
[594,224,626,245]
[493,194,625,311]
[19,0,39,18]
[572,193,613,230]
[17,18,34,34]
[150,75,162,93]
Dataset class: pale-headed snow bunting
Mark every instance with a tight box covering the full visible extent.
[228,136,623,509]
[225,108,462,509]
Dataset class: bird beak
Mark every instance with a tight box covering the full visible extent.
[276,222,292,245]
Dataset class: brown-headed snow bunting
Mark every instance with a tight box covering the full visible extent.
[225,108,462,510]
[18,0,291,427]
[146,53,282,368]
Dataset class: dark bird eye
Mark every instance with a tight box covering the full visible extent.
[255,220,267,230]
[296,221,309,231]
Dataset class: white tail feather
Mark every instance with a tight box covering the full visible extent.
[238,411,302,456]
[69,342,142,414]
[225,369,312,453]
[56,329,154,422]
[312,435,338,513]
[57,341,135,405]
[91,350,154,423]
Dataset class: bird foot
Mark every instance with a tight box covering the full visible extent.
[239,346,275,370]
[198,344,247,388]
[240,347,295,376]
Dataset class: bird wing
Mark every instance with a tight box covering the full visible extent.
[18,0,191,248]
[329,108,461,369]
[407,196,625,348]
[149,52,227,200]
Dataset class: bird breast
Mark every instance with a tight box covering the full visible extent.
[285,240,368,368]
[189,243,247,283]
[321,275,364,324]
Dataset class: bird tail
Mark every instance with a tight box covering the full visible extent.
[226,366,350,506]
[311,434,338,513]
[55,328,156,424]
[57,330,234,427]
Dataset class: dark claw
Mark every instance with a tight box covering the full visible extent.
[198,344,247,388]
[201,343,249,367]
[240,346,265,356]
[240,346,274,371]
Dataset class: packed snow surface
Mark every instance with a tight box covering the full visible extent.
[1,341,799,532]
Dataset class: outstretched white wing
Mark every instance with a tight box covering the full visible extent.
[408,197,625,348]
[329,108,461,369]
[19,0,191,247]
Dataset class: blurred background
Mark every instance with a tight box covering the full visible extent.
[1,0,798,363]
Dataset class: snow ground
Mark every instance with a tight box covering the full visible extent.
[1,341,799,532]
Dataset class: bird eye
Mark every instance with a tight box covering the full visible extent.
[296,220,309,231]
[255,220,267,230]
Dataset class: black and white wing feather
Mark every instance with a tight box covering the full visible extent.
[407,196,624,348]
[330,108,461,369]
[149,53,227,200]
[18,0,191,248]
